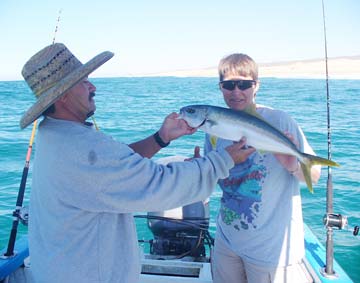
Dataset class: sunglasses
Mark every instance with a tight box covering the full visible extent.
[220,80,256,91]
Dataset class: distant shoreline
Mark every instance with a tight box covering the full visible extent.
[140,56,360,80]
[1,56,360,82]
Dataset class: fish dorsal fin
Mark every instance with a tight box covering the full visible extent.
[210,135,218,150]
[243,104,267,154]
[243,104,265,121]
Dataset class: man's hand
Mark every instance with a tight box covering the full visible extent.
[158,112,197,143]
[225,137,255,164]
[184,146,201,161]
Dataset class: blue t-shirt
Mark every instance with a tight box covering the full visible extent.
[205,105,315,267]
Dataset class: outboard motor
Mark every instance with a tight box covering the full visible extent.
[147,200,209,257]
[146,155,211,258]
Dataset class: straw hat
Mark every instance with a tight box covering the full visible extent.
[20,43,114,129]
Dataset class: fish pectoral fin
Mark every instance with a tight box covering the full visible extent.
[210,135,218,149]
[300,162,314,194]
[205,119,218,128]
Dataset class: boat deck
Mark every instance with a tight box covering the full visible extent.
[0,224,354,283]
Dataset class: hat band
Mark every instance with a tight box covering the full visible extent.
[32,54,79,97]
[35,81,58,98]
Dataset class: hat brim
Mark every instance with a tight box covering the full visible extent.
[20,51,114,129]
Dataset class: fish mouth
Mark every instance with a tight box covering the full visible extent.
[177,112,185,121]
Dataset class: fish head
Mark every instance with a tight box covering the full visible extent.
[179,105,208,128]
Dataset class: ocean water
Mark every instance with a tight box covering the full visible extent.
[0,77,359,282]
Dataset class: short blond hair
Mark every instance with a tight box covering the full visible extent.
[218,53,258,81]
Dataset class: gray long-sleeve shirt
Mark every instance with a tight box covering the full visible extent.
[29,117,233,283]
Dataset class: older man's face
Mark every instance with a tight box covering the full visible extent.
[62,78,97,121]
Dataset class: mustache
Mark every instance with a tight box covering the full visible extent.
[89,92,96,101]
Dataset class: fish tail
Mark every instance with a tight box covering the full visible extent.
[299,153,340,194]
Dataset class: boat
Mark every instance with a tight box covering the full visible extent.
[0,202,355,283]
[0,155,356,283]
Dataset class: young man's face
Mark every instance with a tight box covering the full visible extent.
[219,74,259,111]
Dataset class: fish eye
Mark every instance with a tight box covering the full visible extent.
[186,108,195,114]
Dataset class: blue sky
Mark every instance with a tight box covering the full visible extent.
[1,0,359,81]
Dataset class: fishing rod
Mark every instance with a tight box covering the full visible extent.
[51,7,98,132]
[54,8,100,129]
[2,9,63,258]
[52,9,62,44]
[320,0,359,278]
[320,0,336,276]
[52,9,99,132]
[3,121,37,257]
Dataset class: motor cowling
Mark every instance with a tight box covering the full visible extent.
[147,200,209,257]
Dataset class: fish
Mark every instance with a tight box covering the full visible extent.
[179,104,340,193]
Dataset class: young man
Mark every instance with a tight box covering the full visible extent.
[21,43,250,283]
[208,53,321,283]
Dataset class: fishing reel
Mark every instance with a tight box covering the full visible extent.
[13,206,29,226]
[323,213,359,236]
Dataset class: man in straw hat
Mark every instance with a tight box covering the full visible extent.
[21,43,254,283]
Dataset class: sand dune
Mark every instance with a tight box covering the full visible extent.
[145,56,360,79]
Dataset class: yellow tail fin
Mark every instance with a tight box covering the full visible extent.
[300,153,340,193]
